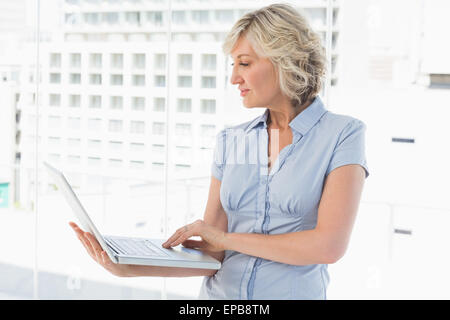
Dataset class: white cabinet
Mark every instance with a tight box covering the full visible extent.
[328,202,392,299]
[387,206,450,299]
[327,92,450,299]
[328,202,450,299]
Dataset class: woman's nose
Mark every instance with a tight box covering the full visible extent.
[230,67,243,85]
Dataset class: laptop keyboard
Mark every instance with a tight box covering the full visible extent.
[106,237,168,257]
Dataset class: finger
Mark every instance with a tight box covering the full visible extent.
[101,250,112,266]
[182,239,206,249]
[85,232,103,262]
[69,221,78,229]
[162,225,189,248]
[170,221,205,247]
[77,233,96,259]
[85,232,102,261]
[70,224,97,261]
[162,232,179,247]
[163,229,189,248]
[168,229,198,247]
[69,222,85,237]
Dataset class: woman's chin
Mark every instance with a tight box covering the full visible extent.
[243,103,262,109]
[242,99,257,109]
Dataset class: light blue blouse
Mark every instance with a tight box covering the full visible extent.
[199,96,369,300]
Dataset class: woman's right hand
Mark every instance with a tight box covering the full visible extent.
[69,221,132,277]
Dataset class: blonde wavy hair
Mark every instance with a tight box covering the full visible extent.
[223,3,327,108]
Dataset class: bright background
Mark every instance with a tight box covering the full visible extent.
[1,0,449,299]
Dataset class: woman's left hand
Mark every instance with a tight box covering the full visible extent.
[162,219,228,253]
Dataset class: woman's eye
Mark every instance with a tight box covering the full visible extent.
[231,63,249,67]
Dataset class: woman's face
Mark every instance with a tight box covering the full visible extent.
[230,36,283,109]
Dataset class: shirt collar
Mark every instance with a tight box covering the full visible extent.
[244,95,327,135]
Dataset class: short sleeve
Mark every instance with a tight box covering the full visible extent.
[326,119,369,178]
[211,129,226,181]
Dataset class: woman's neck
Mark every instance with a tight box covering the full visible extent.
[267,99,312,131]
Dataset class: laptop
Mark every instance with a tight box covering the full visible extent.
[43,161,221,270]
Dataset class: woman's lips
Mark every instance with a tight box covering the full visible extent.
[240,89,250,97]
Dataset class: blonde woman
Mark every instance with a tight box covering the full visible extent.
[70,4,369,299]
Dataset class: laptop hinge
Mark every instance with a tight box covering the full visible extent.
[104,237,121,255]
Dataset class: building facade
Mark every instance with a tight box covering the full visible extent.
[16,0,341,207]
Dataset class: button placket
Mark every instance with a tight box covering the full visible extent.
[244,127,268,299]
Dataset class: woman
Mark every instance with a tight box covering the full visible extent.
[70,4,369,299]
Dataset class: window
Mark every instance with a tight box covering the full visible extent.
[177,98,192,113]
[108,120,123,132]
[215,10,234,23]
[200,124,216,137]
[147,11,163,26]
[90,53,102,68]
[49,73,61,84]
[110,53,123,69]
[110,74,123,85]
[84,12,100,25]
[130,142,145,152]
[88,118,102,131]
[175,123,191,136]
[200,99,216,114]
[133,54,146,69]
[110,96,123,110]
[132,97,145,111]
[152,144,165,154]
[304,8,326,29]
[109,158,122,167]
[88,139,102,149]
[152,122,165,135]
[175,145,192,160]
[67,138,81,148]
[49,94,61,107]
[90,74,102,85]
[172,11,186,25]
[103,12,119,24]
[201,54,216,71]
[152,162,164,172]
[67,117,81,130]
[69,94,81,108]
[70,73,81,84]
[130,160,145,170]
[154,53,166,70]
[126,12,140,26]
[133,75,145,86]
[108,140,123,150]
[130,121,145,134]
[70,53,81,68]
[192,10,209,24]
[201,76,216,88]
[50,53,61,68]
[154,75,165,87]
[87,156,101,166]
[177,76,192,88]
[89,95,102,108]
[6,0,358,302]
[178,54,192,70]
[153,97,165,112]
[65,12,80,25]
